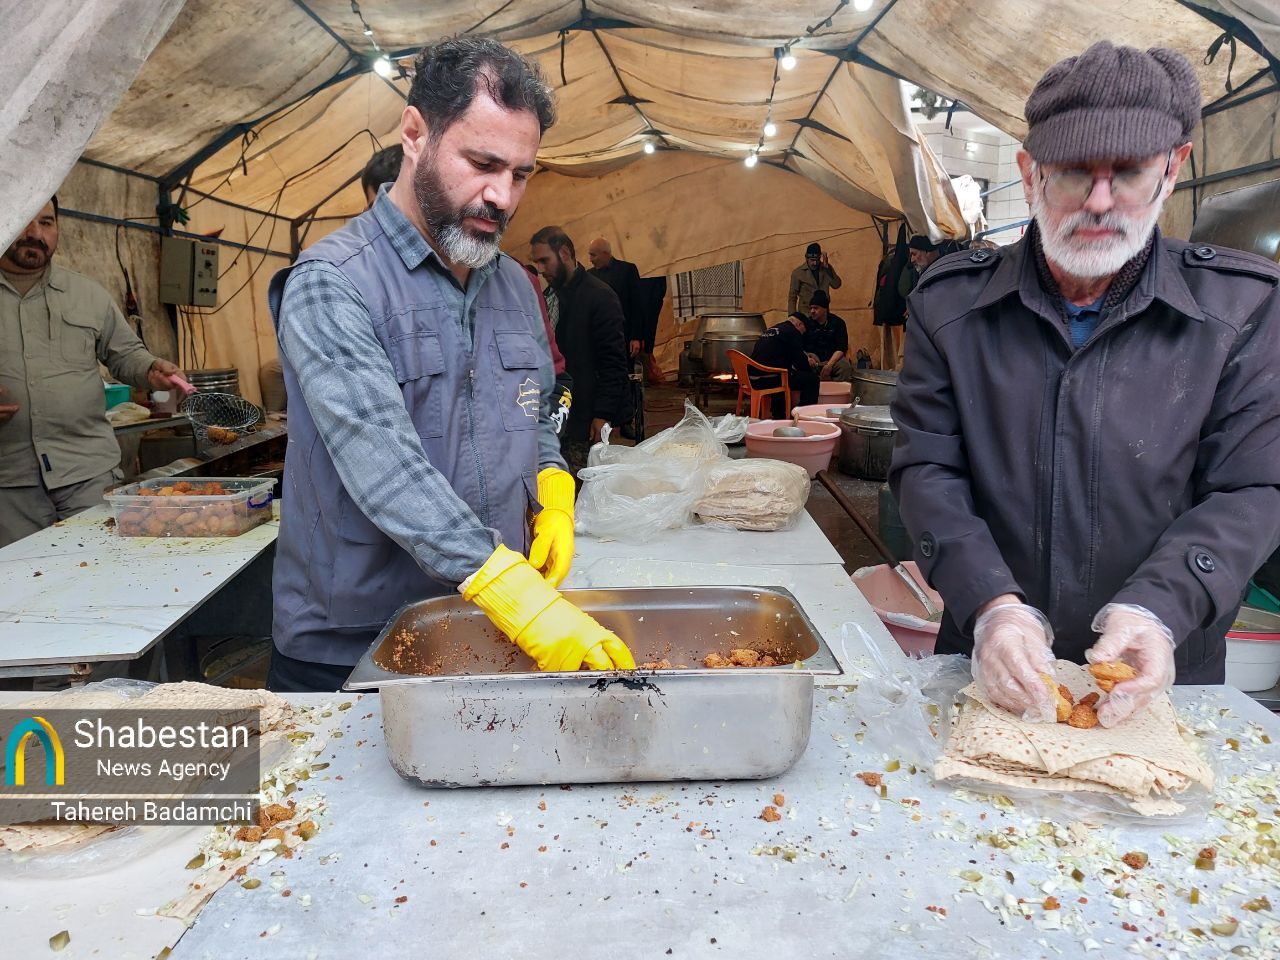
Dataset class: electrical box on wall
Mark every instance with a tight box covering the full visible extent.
[159,237,218,307]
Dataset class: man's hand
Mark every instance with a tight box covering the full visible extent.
[147,359,189,393]
[971,598,1056,721]
[820,362,834,380]
[1086,603,1176,727]
[629,339,641,358]
[806,352,820,369]
[528,467,575,588]
[0,386,17,426]
[464,545,635,671]
[821,252,831,268]
[590,418,608,443]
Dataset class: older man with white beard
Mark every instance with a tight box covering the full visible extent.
[890,41,1280,727]
[266,37,634,692]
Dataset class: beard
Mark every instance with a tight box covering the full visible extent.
[547,256,570,289]
[1031,181,1163,280]
[5,239,50,271]
[413,152,510,270]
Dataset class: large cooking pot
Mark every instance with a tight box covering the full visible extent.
[838,404,898,480]
[850,369,898,407]
[688,312,766,376]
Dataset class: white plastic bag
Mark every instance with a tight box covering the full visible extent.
[574,458,706,542]
[708,412,752,444]
[589,400,727,467]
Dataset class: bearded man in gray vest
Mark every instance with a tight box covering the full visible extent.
[268,37,635,691]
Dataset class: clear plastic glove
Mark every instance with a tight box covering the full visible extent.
[463,545,635,672]
[1086,603,1175,728]
[528,467,575,587]
[971,602,1056,722]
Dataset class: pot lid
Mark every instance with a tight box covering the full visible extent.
[840,404,896,428]
[851,369,900,386]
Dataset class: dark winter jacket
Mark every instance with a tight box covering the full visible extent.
[551,264,629,441]
[889,230,1280,683]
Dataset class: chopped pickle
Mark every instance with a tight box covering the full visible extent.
[185,853,206,870]
[1227,738,1240,751]
[1190,887,1201,904]
[311,762,330,771]
[879,784,888,798]
[1038,823,1055,836]
[959,870,983,882]
[49,931,70,952]
[1242,896,1271,912]
[1262,734,1272,744]
[1004,870,1015,883]
[241,878,262,890]
[1256,822,1273,833]
[1211,920,1239,937]
[885,759,901,773]
[1195,856,1216,870]
[1071,868,1085,882]
[339,701,353,710]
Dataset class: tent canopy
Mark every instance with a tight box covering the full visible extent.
[3,1,1276,404]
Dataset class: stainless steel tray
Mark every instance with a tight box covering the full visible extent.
[345,585,842,788]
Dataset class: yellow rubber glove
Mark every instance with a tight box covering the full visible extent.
[528,466,575,588]
[464,545,635,672]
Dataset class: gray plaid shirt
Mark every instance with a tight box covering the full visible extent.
[277,190,563,583]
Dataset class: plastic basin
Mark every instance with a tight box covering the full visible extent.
[1225,606,1280,691]
[793,403,848,423]
[818,381,852,403]
[744,420,840,478]
[850,562,943,657]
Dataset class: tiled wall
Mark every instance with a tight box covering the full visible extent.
[919,118,1030,245]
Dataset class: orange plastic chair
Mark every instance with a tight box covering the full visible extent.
[726,349,791,419]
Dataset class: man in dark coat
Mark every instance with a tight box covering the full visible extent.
[530,226,628,473]
[890,41,1280,727]
[749,312,819,418]
[587,237,644,358]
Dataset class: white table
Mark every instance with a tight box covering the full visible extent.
[6,686,1273,960]
[0,506,277,678]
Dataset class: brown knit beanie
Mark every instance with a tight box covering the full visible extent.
[1024,41,1200,164]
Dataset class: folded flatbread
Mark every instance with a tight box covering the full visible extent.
[935,661,1213,815]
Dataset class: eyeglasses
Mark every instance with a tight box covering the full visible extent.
[1038,152,1172,210]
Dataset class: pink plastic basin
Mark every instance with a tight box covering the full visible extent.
[818,381,852,403]
[793,403,850,423]
[744,419,840,478]
[850,561,944,657]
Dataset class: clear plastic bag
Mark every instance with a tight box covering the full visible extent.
[694,459,811,532]
[708,412,752,445]
[839,624,1219,822]
[574,458,707,542]
[589,400,727,467]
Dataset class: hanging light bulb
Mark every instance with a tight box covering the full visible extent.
[780,45,797,71]
[854,0,874,10]
[643,141,656,154]
[744,151,759,168]
[763,121,777,138]
[373,55,394,78]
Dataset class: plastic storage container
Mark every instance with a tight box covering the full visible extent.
[1225,606,1280,692]
[105,477,275,538]
[104,383,131,410]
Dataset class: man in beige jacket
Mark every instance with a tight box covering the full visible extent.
[0,197,185,546]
